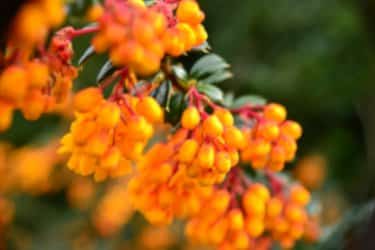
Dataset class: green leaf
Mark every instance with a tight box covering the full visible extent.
[222,92,235,107]
[197,84,224,102]
[151,81,172,107]
[78,45,95,65]
[191,42,211,53]
[172,65,188,80]
[190,54,230,78]
[144,0,156,6]
[96,61,116,83]
[231,95,267,108]
[200,70,233,84]
[165,93,187,125]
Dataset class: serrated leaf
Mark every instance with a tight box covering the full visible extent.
[78,45,95,65]
[190,54,230,78]
[200,70,233,85]
[151,81,172,107]
[96,61,116,83]
[231,95,267,108]
[197,84,224,102]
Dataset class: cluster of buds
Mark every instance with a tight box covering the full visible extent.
[186,169,316,250]
[186,181,271,250]
[92,0,207,75]
[128,133,214,225]
[58,87,163,181]
[0,27,78,131]
[161,0,207,56]
[180,106,245,185]
[240,103,303,172]
[8,0,65,48]
[265,183,313,249]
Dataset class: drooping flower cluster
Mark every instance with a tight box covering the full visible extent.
[8,0,66,48]
[240,103,303,172]
[128,131,214,225]
[186,169,316,250]
[92,0,207,75]
[59,87,163,181]
[265,184,313,249]
[0,27,77,131]
[180,106,245,185]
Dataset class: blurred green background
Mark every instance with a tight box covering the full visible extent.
[3,0,375,249]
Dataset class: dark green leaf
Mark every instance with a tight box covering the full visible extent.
[150,81,172,107]
[96,61,116,83]
[165,93,187,125]
[197,84,224,102]
[78,45,95,65]
[190,54,230,78]
[200,70,233,85]
[231,95,267,108]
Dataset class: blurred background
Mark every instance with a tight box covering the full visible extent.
[1,0,375,249]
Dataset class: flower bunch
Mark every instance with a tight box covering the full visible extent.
[59,86,163,181]
[92,0,207,75]
[186,169,317,250]
[0,26,78,131]
[8,0,65,48]
[239,103,303,172]
[0,0,324,249]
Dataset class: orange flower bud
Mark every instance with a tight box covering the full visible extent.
[197,143,215,168]
[224,127,246,149]
[136,96,164,123]
[203,115,224,137]
[73,87,103,113]
[245,217,264,238]
[176,0,205,25]
[214,108,234,127]
[281,121,303,140]
[228,209,245,230]
[178,139,199,163]
[181,106,201,129]
[290,185,311,206]
[264,103,287,123]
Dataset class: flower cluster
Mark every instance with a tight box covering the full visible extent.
[8,0,65,48]
[59,87,163,181]
[265,184,313,249]
[0,27,77,131]
[92,0,207,75]
[186,169,316,250]
[180,106,245,185]
[128,132,214,225]
[240,103,303,172]
[185,181,271,250]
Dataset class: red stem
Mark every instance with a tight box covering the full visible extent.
[69,26,100,40]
